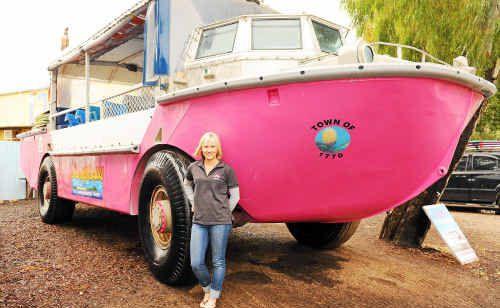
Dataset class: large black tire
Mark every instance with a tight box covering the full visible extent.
[37,157,75,224]
[286,221,360,249]
[138,151,194,285]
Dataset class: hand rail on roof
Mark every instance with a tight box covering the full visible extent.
[369,42,450,66]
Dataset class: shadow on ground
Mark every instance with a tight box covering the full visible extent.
[61,204,349,288]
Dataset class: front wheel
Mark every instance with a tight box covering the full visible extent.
[286,221,360,249]
[138,151,194,285]
[37,157,75,224]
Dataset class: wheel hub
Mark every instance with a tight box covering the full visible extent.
[43,180,51,200]
[149,186,172,249]
[152,200,171,233]
[40,178,51,215]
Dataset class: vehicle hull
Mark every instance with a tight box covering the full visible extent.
[20,77,484,222]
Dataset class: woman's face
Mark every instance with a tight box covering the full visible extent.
[202,138,218,161]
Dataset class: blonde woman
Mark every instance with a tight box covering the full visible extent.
[184,132,240,308]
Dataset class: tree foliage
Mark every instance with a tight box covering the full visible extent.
[342,0,499,139]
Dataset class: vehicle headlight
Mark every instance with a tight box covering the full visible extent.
[337,41,375,64]
[359,44,374,63]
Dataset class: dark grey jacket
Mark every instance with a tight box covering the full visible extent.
[185,160,239,225]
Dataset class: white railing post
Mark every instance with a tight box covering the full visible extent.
[85,52,90,123]
[397,46,403,59]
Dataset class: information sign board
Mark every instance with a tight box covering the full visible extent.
[423,204,478,265]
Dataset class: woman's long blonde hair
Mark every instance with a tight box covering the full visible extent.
[194,132,223,160]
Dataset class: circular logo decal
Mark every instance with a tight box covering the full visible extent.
[314,126,351,153]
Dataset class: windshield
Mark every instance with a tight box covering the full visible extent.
[196,23,238,59]
[252,19,302,50]
[312,21,342,53]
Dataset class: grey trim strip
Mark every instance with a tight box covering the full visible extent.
[17,128,47,139]
[157,63,497,105]
[453,171,499,175]
[50,144,140,156]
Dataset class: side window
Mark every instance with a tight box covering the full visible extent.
[472,156,497,171]
[455,157,468,171]
[312,21,342,53]
[252,19,302,50]
[196,23,238,59]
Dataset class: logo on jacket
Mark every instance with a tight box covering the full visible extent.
[211,174,223,180]
[311,119,355,159]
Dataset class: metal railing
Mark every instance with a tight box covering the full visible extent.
[51,85,156,128]
[99,85,155,119]
[369,42,450,66]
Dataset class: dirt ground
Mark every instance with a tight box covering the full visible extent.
[0,200,498,308]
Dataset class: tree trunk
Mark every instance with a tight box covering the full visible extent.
[379,104,484,247]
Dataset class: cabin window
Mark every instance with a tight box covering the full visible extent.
[196,23,238,59]
[473,156,498,171]
[252,19,302,50]
[456,157,468,171]
[312,21,342,53]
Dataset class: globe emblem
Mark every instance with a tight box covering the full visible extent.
[314,126,351,153]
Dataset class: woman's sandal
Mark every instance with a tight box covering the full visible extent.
[201,300,216,308]
[199,293,210,307]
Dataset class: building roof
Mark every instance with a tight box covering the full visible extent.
[0,87,48,97]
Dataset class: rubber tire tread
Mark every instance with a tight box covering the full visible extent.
[38,157,75,224]
[286,221,360,249]
[138,151,195,285]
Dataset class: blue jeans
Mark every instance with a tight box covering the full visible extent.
[190,223,232,299]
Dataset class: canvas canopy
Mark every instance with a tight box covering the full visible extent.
[48,0,274,78]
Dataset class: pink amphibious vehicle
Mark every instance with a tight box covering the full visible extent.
[18,0,497,284]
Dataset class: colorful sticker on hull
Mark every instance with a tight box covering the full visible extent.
[311,119,356,159]
[72,167,104,199]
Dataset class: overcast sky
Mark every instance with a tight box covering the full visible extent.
[0,0,352,94]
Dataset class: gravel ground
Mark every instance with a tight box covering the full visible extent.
[0,200,498,308]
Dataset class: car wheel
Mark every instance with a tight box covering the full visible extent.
[138,151,194,285]
[286,221,360,249]
[37,157,75,224]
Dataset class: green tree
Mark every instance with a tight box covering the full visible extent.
[343,0,498,139]
[342,0,498,247]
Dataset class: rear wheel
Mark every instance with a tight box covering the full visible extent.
[286,221,360,249]
[138,151,194,285]
[37,157,75,224]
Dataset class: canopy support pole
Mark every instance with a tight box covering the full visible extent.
[48,70,57,131]
[85,52,90,123]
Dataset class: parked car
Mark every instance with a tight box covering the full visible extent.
[442,152,500,205]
